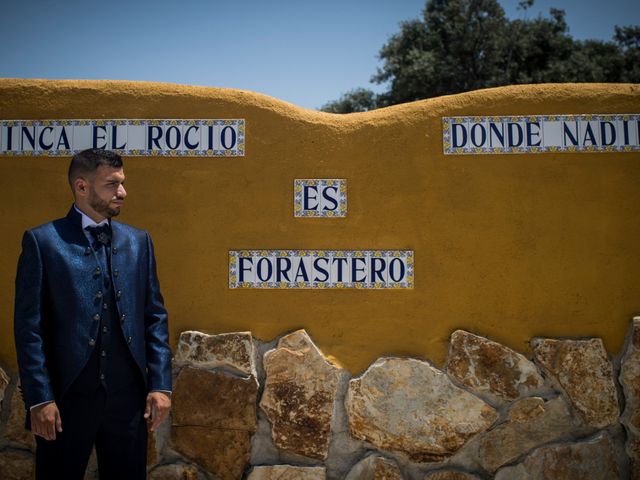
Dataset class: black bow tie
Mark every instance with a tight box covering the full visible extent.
[86,224,111,247]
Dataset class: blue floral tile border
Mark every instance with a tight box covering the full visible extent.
[0,119,245,156]
[294,179,347,217]
[443,114,640,154]
[229,250,413,289]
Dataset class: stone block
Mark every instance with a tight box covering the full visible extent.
[476,396,582,473]
[173,366,258,431]
[260,330,342,460]
[494,432,621,480]
[532,337,619,428]
[344,454,403,480]
[2,385,36,451]
[424,472,480,480]
[171,427,251,480]
[0,367,9,408]
[445,330,543,404]
[170,365,258,480]
[149,462,203,480]
[247,465,326,479]
[346,357,497,462]
[620,317,640,479]
[0,448,35,480]
[175,330,255,376]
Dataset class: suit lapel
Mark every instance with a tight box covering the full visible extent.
[63,205,93,248]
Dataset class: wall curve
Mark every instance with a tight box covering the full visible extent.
[1,79,639,374]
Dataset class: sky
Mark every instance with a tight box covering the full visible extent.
[1,0,638,110]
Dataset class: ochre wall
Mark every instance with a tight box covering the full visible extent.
[1,79,639,373]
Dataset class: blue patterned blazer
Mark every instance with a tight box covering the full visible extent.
[14,206,172,409]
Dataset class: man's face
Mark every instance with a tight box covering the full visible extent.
[86,165,127,219]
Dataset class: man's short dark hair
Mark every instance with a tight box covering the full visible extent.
[68,149,123,185]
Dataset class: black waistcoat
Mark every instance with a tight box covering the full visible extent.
[67,241,142,396]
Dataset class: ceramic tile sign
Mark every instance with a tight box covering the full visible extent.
[294,179,347,217]
[229,250,413,289]
[443,114,640,154]
[0,119,245,156]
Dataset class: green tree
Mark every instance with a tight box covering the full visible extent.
[500,8,576,83]
[375,0,509,104]
[320,88,380,113]
[614,26,640,82]
[321,0,639,113]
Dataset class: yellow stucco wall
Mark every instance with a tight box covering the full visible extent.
[1,79,639,374]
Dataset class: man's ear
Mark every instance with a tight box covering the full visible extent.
[73,177,88,197]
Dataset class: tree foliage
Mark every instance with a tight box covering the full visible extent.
[320,88,380,113]
[321,0,640,113]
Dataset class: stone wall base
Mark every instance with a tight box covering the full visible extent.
[2,318,638,479]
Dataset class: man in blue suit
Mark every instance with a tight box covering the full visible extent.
[14,149,172,479]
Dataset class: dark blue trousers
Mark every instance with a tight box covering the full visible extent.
[35,243,148,479]
[35,381,147,480]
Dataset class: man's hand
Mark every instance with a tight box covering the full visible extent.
[31,402,62,441]
[144,391,171,432]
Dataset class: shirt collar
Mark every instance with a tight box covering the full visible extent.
[73,204,109,230]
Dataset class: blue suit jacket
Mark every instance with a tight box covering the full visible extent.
[14,206,172,410]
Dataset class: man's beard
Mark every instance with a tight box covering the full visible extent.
[88,187,120,218]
